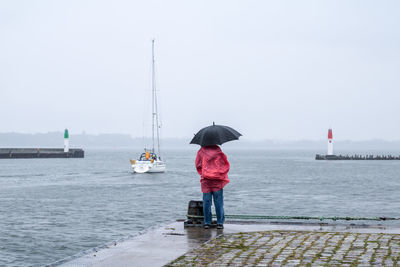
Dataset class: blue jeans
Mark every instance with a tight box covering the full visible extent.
[203,189,225,225]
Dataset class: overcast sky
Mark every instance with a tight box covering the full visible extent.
[1,0,399,140]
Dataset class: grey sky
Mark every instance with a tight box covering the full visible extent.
[1,0,399,140]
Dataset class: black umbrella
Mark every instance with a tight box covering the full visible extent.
[190,122,242,146]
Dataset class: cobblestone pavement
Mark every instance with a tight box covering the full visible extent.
[166,231,400,266]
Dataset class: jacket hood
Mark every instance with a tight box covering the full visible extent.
[200,145,222,156]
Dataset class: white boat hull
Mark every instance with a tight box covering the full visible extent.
[132,160,166,173]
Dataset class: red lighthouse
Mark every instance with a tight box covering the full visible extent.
[327,128,333,155]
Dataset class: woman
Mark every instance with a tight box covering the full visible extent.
[195,145,230,229]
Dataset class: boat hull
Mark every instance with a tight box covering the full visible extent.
[132,160,166,173]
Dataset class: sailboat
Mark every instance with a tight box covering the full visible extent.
[130,40,166,173]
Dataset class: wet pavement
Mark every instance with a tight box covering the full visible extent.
[58,221,400,267]
[167,230,400,266]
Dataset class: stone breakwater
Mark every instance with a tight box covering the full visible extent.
[0,148,84,158]
[166,231,400,266]
[315,154,400,160]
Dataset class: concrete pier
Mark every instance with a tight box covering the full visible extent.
[55,221,400,267]
[0,148,84,159]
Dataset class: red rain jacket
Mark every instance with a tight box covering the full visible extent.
[195,145,230,193]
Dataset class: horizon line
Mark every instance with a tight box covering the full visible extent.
[0,131,399,142]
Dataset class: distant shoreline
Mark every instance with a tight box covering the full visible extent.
[1,132,399,150]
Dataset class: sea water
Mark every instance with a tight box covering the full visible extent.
[0,148,399,266]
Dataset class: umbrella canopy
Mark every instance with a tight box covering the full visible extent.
[190,122,242,146]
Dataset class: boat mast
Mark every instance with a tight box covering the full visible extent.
[151,39,155,153]
[151,39,161,157]
[155,75,161,157]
